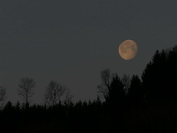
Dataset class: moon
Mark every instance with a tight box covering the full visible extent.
[118,40,138,60]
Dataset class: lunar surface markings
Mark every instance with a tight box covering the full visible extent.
[118,40,138,60]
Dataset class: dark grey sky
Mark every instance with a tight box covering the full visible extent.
[0,0,177,104]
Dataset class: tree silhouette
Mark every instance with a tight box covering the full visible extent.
[105,74,126,132]
[1,45,177,133]
[64,89,73,105]
[17,77,36,105]
[0,86,6,108]
[121,74,131,94]
[106,74,125,105]
[45,80,66,106]
[3,101,13,111]
[97,69,111,100]
[142,45,177,104]
[127,75,143,105]
[97,69,126,107]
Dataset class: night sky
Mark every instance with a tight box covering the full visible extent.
[0,0,177,103]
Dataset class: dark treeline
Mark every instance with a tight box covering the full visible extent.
[1,45,177,133]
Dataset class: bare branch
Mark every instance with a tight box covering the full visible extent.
[97,69,111,100]
[64,88,73,105]
[17,77,36,105]
[45,80,66,106]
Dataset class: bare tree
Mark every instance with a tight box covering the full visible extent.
[45,80,66,106]
[18,77,36,105]
[0,86,6,108]
[64,89,73,105]
[97,69,111,100]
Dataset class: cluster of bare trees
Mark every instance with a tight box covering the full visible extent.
[0,78,72,107]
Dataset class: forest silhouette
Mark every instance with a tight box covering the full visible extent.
[0,45,177,133]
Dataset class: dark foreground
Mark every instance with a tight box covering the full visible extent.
[1,101,177,133]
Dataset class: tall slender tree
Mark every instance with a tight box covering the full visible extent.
[18,77,36,105]
[128,75,143,104]
[97,69,111,100]
[107,74,125,105]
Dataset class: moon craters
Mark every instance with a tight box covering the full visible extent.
[118,40,138,60]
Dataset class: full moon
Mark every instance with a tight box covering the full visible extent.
[118,40,138,60]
